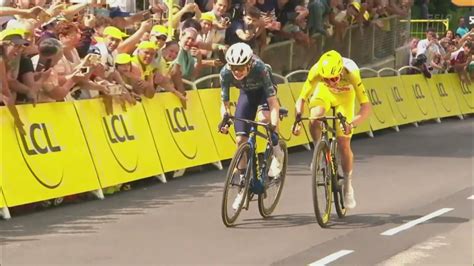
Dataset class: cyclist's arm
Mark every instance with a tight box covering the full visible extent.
[261,65,279,129]
[220,67,232,115]
[349,70,371,127]
[296,63,321,114]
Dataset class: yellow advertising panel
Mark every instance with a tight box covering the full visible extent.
[444,73,474,115]
[198,88,239,160]
[0,103,101,207]
[379,76,422,125]
[143,91,220,172]
[0,188,5,208]
[276,83,311,147]
[426,74,463,118]
[74,99,163,188]
[362,77,397,131]
[400,74,439,121]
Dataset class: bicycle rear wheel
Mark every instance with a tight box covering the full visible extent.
[312,141,333,228]
[221,143,252,227]
[258,140,288,218]
[330,140,347,218]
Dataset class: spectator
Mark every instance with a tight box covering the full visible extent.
[225,6,261,48]
[208,0,230,43]
[456,17,469,38]
[420,0,429,19]
[450,41,472,84]
[305,0,332,36]
[31,38,89,102]
[150,24,168,49]
[174,27,202,80]
[197,12,220,59]
[130,41,157,98]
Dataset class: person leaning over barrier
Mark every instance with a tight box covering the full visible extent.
[293,50,372,209]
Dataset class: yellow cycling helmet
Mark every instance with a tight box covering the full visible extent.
[318,50,343,78]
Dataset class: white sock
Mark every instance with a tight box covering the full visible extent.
[344,171,353,191]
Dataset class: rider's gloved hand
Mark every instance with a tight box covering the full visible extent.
[269,124,279,146]
[292,112,302,136]
[218,112,231,134]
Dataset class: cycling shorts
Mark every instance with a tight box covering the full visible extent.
[309,82,356,138]
[234,89,270,136]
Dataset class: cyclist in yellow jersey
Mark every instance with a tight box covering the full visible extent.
[293,50,372,209]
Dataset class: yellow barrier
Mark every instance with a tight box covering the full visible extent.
[0,102,101,207]
[363,77,398,131]
[198,88,239,160]
[426,74,463,118]
[276,83,311,147]
[380,76,423,125]
[400,74,439,121]
[74,99,164,188]
[142,91,220,172]
[444,73,474,115]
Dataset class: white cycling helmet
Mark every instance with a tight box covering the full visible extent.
[225,42,253,66]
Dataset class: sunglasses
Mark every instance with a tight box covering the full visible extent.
[323,76,341,84]
[153,35,167,41]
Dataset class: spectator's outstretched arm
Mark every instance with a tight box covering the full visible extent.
[0,6,45,18]
[117,20,153,54]
[62,3,88,20]
[170,4,201,29]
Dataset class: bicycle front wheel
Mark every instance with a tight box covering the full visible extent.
[258,140,288,218]
[330,140,347,218]
[221,143,252,227]
[312,141,333,228]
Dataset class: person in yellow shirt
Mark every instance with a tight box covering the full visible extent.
[293,50,371,209]
[131,41,157,98]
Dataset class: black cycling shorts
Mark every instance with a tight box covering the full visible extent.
[234,88,271,136]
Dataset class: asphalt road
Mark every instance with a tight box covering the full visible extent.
[1,117,473,266]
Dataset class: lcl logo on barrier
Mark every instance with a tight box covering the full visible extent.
[368,89,382,106]
[103,114,135,143]
[436,83,449,97]
[102,114,138,173]
[166,107,195,132]
[412,84,425,99]
[391,86,404,102]
[15,123,64,188]
[19,123,61,155]
[165,106,198,159]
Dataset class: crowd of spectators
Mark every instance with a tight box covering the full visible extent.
[0,0,416,108]
[409,17,473,83]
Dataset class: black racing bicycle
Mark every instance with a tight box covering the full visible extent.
[219,109,288,227]
[293,109,348,228]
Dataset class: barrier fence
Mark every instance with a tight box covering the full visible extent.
[1,71,472,219]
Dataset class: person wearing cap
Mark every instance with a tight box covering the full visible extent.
[197,12,219,59]
[0,29,34,103]
[150,25,168,49]
[130,40,157,98]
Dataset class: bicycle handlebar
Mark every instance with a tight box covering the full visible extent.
[292,112,349,134]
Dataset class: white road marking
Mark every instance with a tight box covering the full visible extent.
[467,195,474,200]
[308,250,354,266]
[381,208,454,236]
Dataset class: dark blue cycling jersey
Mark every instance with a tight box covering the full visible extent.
[220,56,277,102]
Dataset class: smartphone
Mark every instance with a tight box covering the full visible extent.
[36,58,52,72]
[217,49,226,64]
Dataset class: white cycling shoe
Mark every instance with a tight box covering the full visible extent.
[344,185,357,209]
[268,145,284,177]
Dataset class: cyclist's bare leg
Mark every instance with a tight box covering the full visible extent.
[337,136,353,178]
[309,106,326,145]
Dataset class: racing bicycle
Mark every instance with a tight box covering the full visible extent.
[293,109,348,228]
[219,109,288,227]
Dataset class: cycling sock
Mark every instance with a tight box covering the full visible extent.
[344,171,353,188]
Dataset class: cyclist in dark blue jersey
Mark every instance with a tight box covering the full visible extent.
[219,42,284,186]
